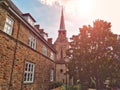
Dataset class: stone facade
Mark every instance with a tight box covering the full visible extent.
[54,8,70,84]
[0,1,56,90]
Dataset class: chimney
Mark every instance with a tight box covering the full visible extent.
[35,24,40,30]
[48,38,52,44]
[39,29,44,33]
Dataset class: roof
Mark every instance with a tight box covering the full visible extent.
[0,0,56,53]
[59,7,66,30]
[22,13,36,22]
[8,0,22,15]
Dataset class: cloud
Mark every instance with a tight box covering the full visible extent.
[38,0,70,6]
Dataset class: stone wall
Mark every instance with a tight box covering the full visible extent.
[56,64,66,83]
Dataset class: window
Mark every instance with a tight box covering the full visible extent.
[50,52,54,60]
[43,34,48,40]
[42,45,47,56]
[28,17,34,26]
[4,16,14,35]
[50,69,54,82]
[23,16,34,27]
[24,62,35,83]
[28,35,37,49]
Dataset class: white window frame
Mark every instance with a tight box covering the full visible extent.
[50,69,54,82]
[4,16,14,35]
[50,52,54,60]
[28,35,37,49]
[42,45,47,56]
[24,61,35,83]
[28,16,34,26]
[43,34,48,40]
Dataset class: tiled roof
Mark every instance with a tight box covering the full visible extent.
[22,13,36,22]
[8,0,23,15]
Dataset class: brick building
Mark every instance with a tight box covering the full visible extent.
[0,0,56,90]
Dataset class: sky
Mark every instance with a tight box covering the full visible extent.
[11,0,120,42]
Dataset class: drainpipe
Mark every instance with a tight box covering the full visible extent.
[8,21,21,90]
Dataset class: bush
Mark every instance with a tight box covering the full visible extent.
[60,85,66,90]
[50,81,63,89]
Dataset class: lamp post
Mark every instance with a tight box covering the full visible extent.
[65,57,69,90]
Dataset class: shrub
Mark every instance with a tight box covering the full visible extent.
[50,81,63,89]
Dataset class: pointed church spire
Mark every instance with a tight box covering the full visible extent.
[59,7,65,30]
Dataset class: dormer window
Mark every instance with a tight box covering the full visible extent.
[23,13,36,27]
[28,17,34,26]
[40,29,48,41]
[43,33,48,41]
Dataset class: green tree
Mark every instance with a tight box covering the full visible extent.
[67,20,120,89]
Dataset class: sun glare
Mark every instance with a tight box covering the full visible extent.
[40,0,93,16]
[65,0,93,16]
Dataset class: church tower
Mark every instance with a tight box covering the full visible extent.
[54,7,69,83]
[54,7,69,61]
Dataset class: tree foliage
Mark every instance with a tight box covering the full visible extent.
[67,20,120,88]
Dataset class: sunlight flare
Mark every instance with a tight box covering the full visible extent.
[39,0,93,15]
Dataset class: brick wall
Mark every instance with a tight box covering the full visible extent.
[0,31,16,90]
[0,1,56,90]
[0,5,7,32]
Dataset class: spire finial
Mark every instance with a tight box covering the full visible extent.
[59,6,65,30]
